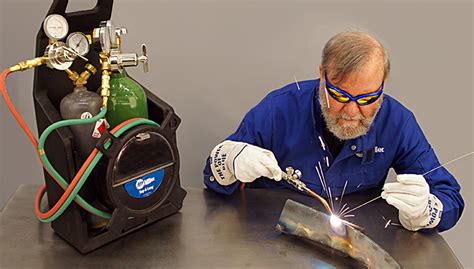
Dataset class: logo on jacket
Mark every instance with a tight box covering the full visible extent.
[375,146,384,153]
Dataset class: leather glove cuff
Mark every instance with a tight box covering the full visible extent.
[209,141,247,186]
[399,194,443,231]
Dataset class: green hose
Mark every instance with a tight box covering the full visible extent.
[38,114,159,223]
[38,152,103,222]
[38,109,110,220]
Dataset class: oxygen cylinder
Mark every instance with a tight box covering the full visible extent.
[60,86,102,157]
[106,70,149,129]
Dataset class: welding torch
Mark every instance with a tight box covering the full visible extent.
[281,167,333,215]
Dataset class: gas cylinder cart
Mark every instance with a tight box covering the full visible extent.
[0,0,186,253]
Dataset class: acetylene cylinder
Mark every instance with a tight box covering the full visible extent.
[60,86,102,157]
[106,70,149,128]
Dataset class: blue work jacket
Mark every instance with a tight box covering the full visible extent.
[203,79,464,232]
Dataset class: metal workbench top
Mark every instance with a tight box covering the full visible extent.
[0,185,461,268]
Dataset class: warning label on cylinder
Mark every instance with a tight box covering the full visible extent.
[124,169,164,198]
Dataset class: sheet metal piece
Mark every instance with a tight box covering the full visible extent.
[276,199,401,269]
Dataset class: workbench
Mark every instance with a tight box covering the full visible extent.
[0,185,461,268]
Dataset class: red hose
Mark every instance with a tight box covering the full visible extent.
[0,69,38,148]
[1,68,95,216]
[34,118,142,218]
[1,67,143,218]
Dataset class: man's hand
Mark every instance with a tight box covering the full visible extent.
[381,174,443,231]
[209,141,282,186]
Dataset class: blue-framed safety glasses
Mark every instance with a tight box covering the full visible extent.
[324,73,384,106]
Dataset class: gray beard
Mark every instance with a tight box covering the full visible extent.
[319,86,382,140]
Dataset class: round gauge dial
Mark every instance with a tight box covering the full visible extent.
[43,14,69,40]
[66,32,90,56]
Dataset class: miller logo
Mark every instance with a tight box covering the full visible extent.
[135,177,156,190]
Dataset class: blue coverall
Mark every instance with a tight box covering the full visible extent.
[203,79,464,232]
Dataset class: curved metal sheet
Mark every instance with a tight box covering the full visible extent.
[276,199,401,269]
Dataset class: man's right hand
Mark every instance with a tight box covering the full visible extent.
[209,140,282,186]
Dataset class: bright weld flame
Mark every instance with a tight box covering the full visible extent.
[330,214,342,227]
[330,214,346,236]
[331,214,364,236]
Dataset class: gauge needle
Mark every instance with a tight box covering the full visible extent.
[63,47,88,61]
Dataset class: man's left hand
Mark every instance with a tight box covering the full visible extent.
[381,174,443,231]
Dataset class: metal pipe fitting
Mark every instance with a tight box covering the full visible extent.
[9,57,48,73]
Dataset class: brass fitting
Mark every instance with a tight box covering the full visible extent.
[99,52,111,108]
[65,68,80,83]
[75,63,97,87]
[9,57,48,73]
[115,36,121,50]
[65,64,98,87]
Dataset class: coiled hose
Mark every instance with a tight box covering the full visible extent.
[1,68,158,222]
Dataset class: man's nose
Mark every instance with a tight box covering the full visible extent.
[343,101,361,117]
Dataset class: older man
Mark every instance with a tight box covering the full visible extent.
[203,31,464,232]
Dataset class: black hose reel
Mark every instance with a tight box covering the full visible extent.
[96,123,180,217]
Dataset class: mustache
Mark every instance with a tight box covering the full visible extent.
[336,113,365,121]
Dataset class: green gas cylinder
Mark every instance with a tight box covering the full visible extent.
[106,70,149,128]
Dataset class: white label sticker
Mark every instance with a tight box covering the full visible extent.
[92,119,110,138]
[80,112,93,119]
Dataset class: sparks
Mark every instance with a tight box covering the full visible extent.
[338,180,348,210]
[294,75,301,90]
[343,195,382,216]
[328,187,335,212]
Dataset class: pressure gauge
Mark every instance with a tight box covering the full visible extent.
[66,32,90,56]
[43,14,69,40]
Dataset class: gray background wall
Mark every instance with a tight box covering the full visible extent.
[1,0,472,267]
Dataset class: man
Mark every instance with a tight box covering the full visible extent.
[203,31,464,232]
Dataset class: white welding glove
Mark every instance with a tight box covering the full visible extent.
[381,174,443,231]
[209,140,282,186]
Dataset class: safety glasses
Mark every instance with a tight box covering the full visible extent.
[324,73,384,106]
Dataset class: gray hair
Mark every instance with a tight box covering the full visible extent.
[321,31,390,83]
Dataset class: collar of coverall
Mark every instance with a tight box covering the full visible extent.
[312,78,378,160]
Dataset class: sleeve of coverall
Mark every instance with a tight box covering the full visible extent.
[203,96,274,195]
[392,112,464,232]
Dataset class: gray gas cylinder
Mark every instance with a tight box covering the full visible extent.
[60,86,102,158]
